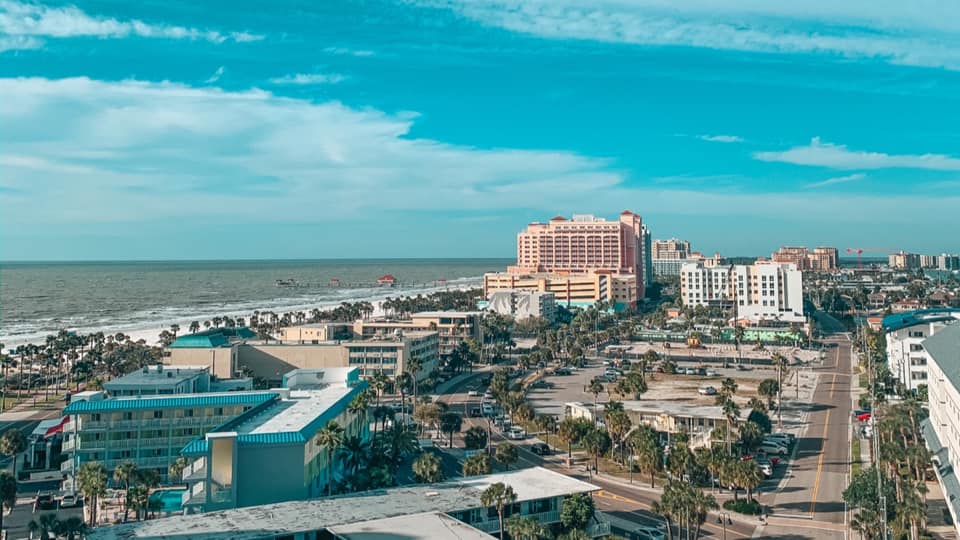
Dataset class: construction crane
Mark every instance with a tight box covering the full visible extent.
[845,247,899,269]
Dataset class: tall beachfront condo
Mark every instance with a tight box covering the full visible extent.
[771,246,838,271]
[679,260,804,324]
[490,211,645,309]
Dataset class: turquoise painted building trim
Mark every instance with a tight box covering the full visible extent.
[64,392,277,414]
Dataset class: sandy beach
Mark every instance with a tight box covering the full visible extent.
[3,283,476,350]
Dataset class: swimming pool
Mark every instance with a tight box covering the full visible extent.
[149,489,186,513]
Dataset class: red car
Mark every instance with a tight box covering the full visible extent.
[857,412,872,422]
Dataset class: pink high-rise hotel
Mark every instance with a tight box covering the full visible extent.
[484,211,645,309]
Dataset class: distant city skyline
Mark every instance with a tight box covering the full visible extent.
[2,1,960,260]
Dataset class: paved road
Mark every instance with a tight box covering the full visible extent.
[767,335,853,526]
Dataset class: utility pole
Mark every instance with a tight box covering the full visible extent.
[777,360,783,430]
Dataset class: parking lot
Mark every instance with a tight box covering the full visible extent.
[4,482,83,540]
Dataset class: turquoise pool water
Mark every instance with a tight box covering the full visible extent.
[149,489,185,513]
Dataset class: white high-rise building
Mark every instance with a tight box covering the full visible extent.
[883,309,960,391]
[680,261,804,324]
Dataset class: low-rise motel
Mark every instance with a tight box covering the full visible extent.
[88,467,608,540]
[62,367,368,505]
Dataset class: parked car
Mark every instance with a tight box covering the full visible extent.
[758,462,773,477]
[555,367,572,376]
[684,368,697,375]
[735,364,749,371]
[507,427,527,440]
[698,385,717,396]
[758,442,788,456]
[470,407,483,418]
[467,389,481,397]
[482,404,495,416]
[34,492,56,511]
[530,442,551,455]
[765,432,795,444]
[705,369,718,377]
[59,493,79,508]
[483,391,494,400]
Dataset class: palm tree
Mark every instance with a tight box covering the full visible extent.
[316,421,345,496]
[382,424,418,467]
[481,482,517,539]
[505,514,549,540]
[168,456,190,485]
[412,452,445,483]
[629,425,660,487]
[558,417,589,459]
[348,393,369,432]
[339,435,370,476]
[464,426,488,450]
[463,454,491,477]
[583,427,611,473]
[29,513,59,540]
[587,377,604,421]
[113,461,139,522]
[189,321,200,333]
[771,352,788,429]
[534,415,557,447]
[737,460,764,502]
[0,471,16,537]
[76,462,107,526]
[0,428,27,481]
[56,516,86,540]
[495,442,519,470]
[439,412,462,448]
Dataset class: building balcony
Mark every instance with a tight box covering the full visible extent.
[182,457,207,483]
[62,438,76,452]
[472,511,561,534]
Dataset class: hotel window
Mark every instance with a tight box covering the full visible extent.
[123,412,133,420]
[215,407,224,416]
[186,409,194,417]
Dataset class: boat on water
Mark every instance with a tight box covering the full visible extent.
[377,274,396,287]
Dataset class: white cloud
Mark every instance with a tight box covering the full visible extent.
[417,0,960,70]
[755,137,960,171]
[267,73,346,85]
[806,172,866,188]
[0,34,42,51]
[0,0,263,50]
[323,47,374,57]
[204,66,225,84]
[698,134,743,144]
[0,77,621,224]
[1,77,956,235]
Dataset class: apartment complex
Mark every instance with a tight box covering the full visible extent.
[483,290,557,322]
[167,329,439,384]
[680,261,804,324]
[352,311,481,358]
[90,467,608,540]
[651,238,692,277]
[921,324,960,536]
[771,246,838,271]
[180,368,368,512]
[883,309,960,391]
[62,390,279,484]
[483,271,638,311]
[890,251,922,270]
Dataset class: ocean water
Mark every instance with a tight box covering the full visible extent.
[0,259,510,346]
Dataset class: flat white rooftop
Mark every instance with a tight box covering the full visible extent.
[328,512,494,539]
[235,387,353,436]
[88,467,597,540]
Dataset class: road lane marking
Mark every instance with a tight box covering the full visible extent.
[809,373,834,519]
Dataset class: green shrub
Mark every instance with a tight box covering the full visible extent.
[723,498,762,515]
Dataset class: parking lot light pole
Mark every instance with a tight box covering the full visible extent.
[717,511,731,540]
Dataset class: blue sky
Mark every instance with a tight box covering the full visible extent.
[1,0,960,260]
